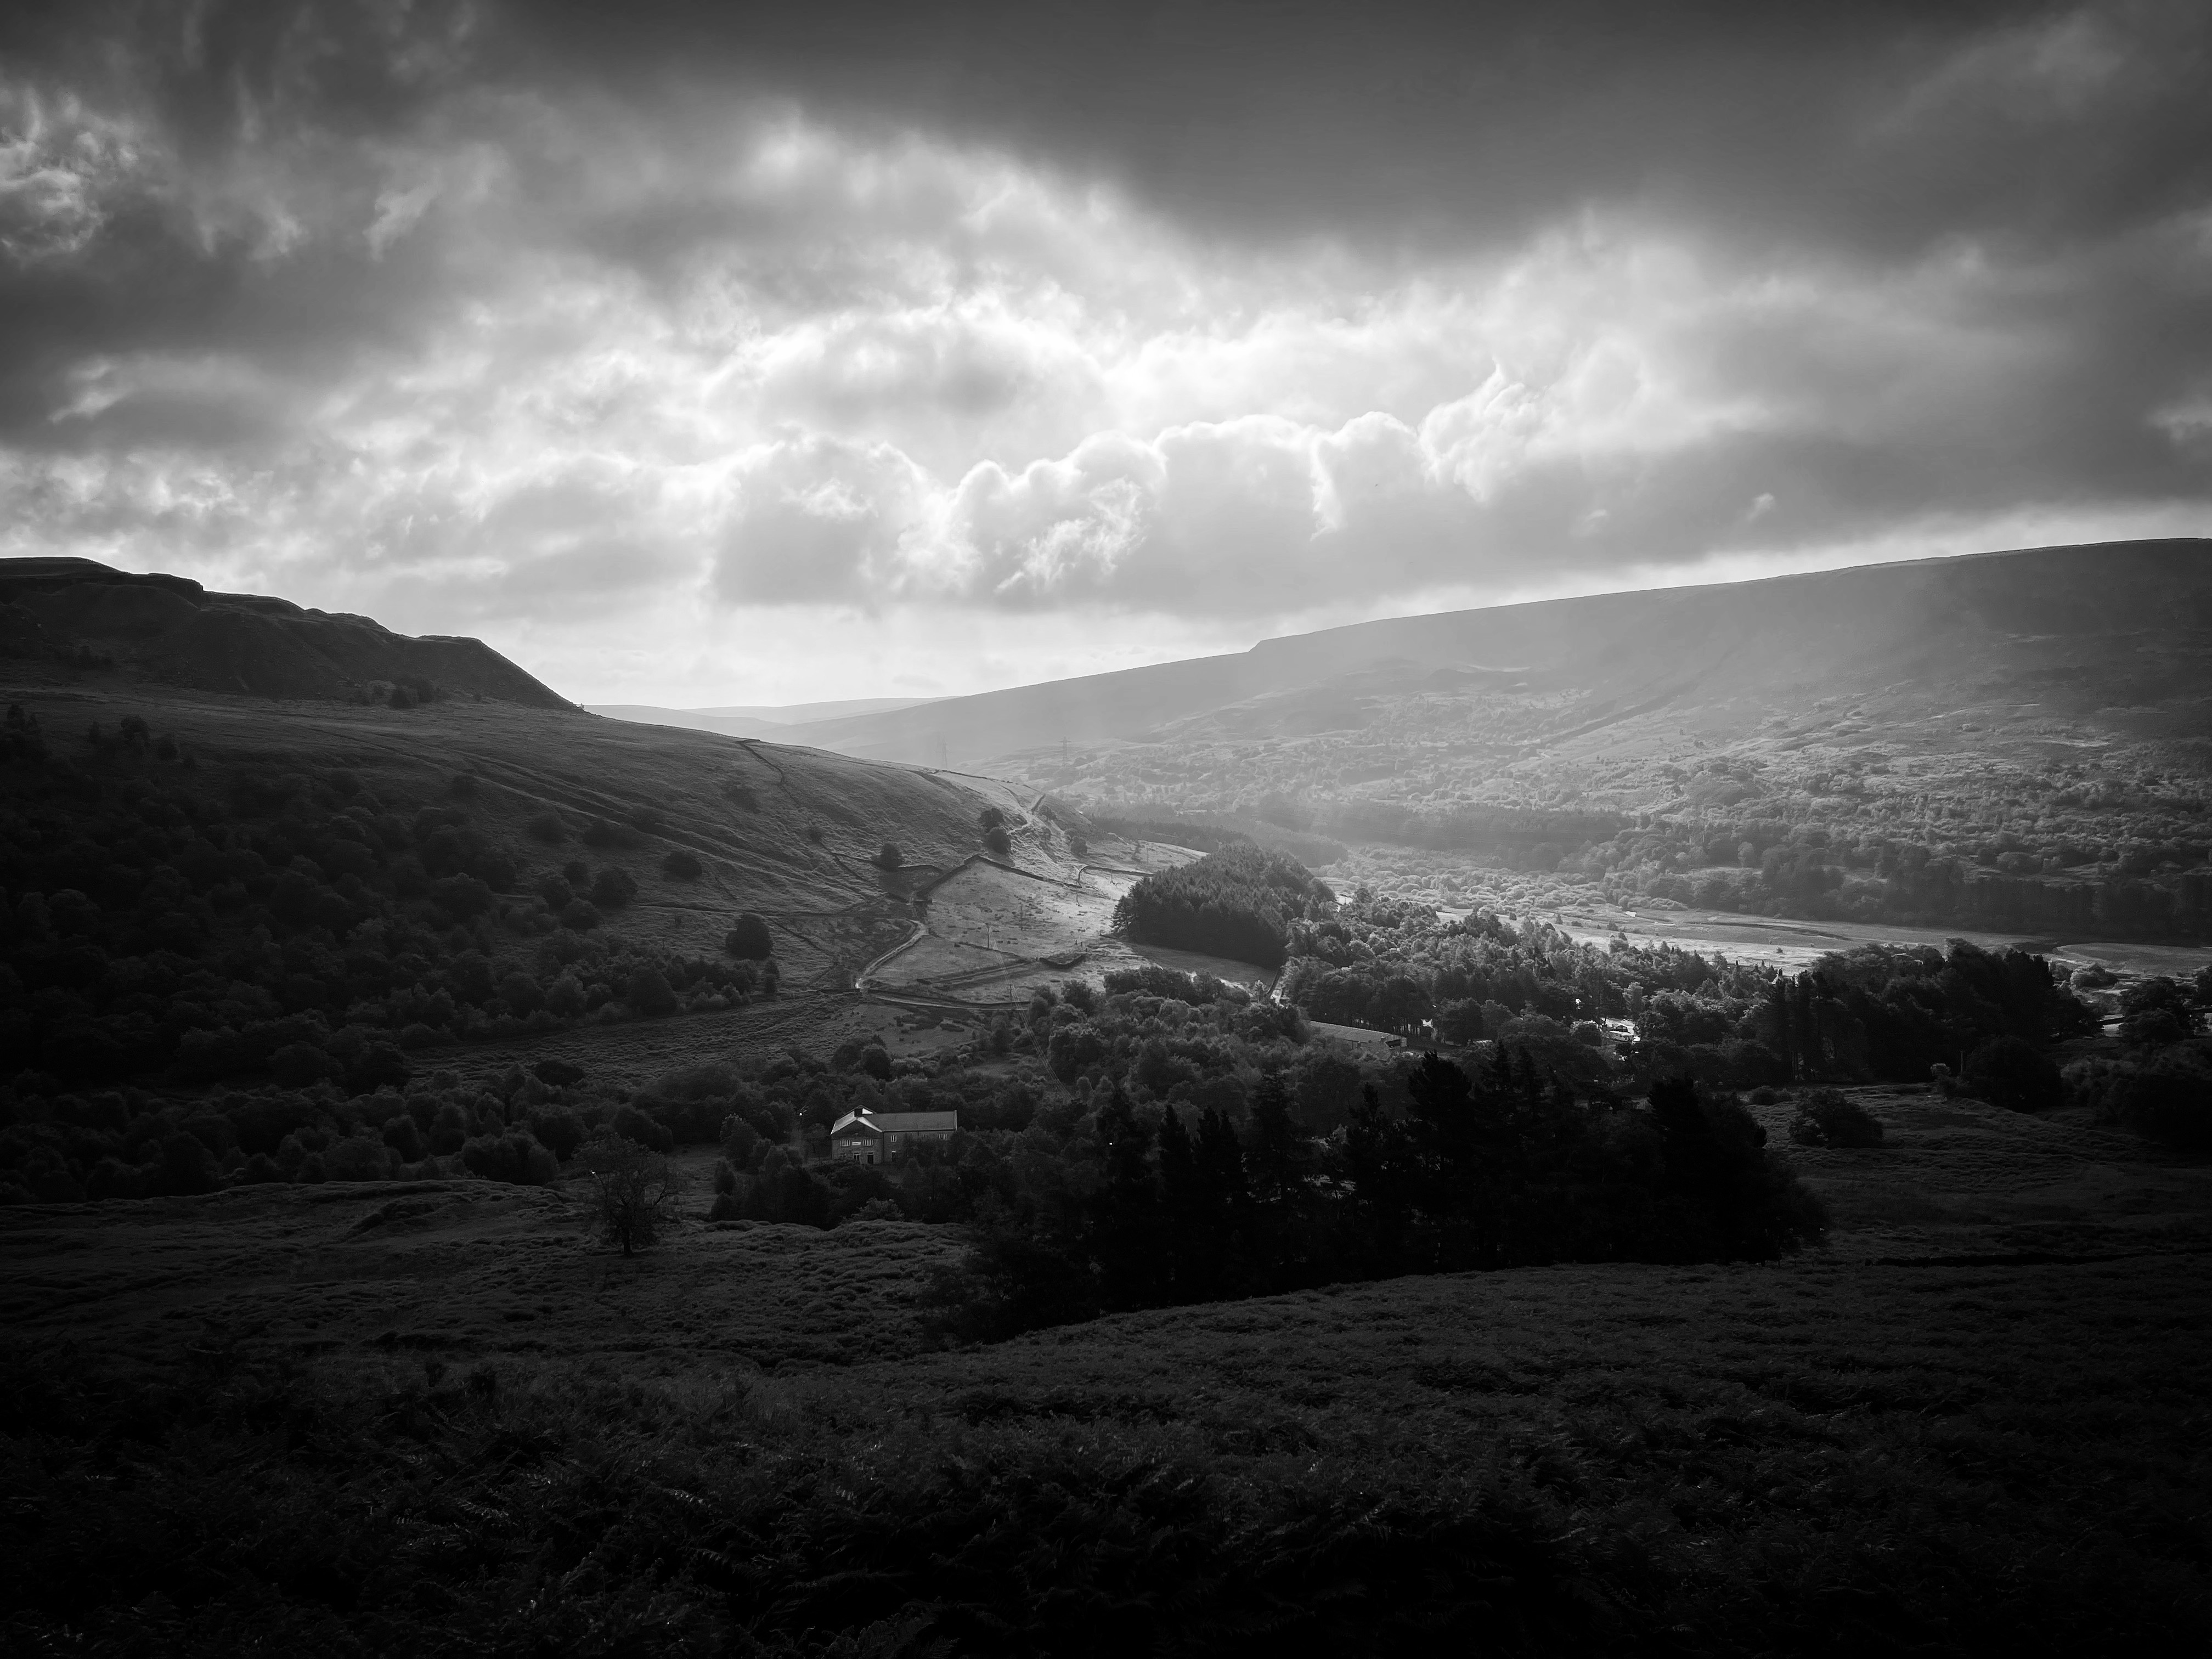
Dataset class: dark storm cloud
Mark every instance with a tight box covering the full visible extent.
[1,0,2208,702]
[514,0,2212,258]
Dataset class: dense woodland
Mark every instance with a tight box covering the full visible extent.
[1109,844,1333,968]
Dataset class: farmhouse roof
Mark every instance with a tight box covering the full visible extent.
[830,1109,960,1137]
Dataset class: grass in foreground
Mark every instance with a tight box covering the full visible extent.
[4,1246,2207,1656]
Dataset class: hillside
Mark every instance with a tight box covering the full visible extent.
[0,560,1064,1104]
[769,540,2212,766]
[768,540,2212,940]
[0,556,573,709]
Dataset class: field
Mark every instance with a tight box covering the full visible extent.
[5,1082,2208,1651]
[862,837,1223,1009]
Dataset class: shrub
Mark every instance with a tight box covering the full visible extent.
[431,873,494,918]
[526,811,568,845]
[2118,978,2197,1046]
[805,823,825,844]
[347,1045,411,1094]
[527,1108,587,1161]
[1788,1088,1886,1148]
[544,973,588,1018]
[534,1058,586,1087]
[979,806,1006,830]
[626,967,679,1017]
[322,1136,393,1182]
[873,842,903,870]
[725,912,774,960]
[461,1131,559,1186]
[1963,1035,2063,1113]
[610,1103,675,1154]
[428,1102,471,1155]
[268,1042,335,1088]
[2067,1051,2212,1150]
[983,825,1013,856]
[662,848,704,881]
[498,970,544,1017]
[590,867,638,909]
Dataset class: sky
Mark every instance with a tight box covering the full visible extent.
[2,0,2209,707]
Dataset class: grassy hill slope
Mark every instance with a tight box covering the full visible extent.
[770,539,2212,769]
[0,560,1039,1103]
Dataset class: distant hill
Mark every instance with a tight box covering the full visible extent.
[590,696,939,740]
[0,556,571,709]
[764,540,2212,940]
[763,540,2212,768]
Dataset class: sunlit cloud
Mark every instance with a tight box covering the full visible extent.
[1,1,2208,703]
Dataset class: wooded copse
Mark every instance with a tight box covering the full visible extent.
[1109,844,1335,967]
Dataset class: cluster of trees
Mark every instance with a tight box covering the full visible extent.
[1571,814,2212,940]
[0,1058,607,1205]
[524,963,1822,1328]
[1278,888,2105,1099]
[2062,974,2212,1149]
[933,1056,1822,1337]
[0,711,777,1089]
[1111,845,1335,968]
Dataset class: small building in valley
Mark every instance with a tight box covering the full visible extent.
[829,1109,959,1165]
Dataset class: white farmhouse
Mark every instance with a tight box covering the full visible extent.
[828,1108,959,1165]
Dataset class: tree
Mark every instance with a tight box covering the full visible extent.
[590,866,638,909]
[579,1131,682,1255]
[725,912,774,960]
[984,825,1013,856]
[662,849,703,881]
[873,842,904,870]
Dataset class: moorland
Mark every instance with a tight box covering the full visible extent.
[4,549,2210,1654]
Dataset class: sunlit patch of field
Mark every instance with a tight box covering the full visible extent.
[1126,940,1278,993]
[862,857,1209,1005]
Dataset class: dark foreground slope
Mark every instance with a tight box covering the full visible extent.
[3,1082,2207,1655]
[1,556,573,708]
